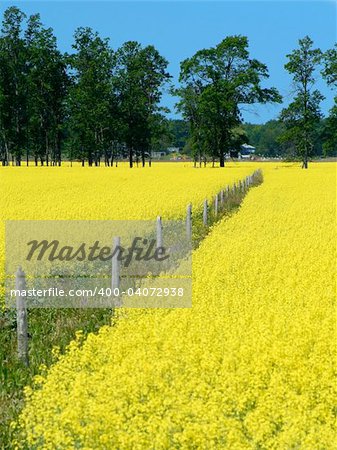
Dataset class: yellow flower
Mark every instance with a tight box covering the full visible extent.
[6,162,337,448]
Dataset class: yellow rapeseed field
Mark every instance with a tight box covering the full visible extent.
[0,162,252,221]
[14,163,336,449]
[0,162,252,302]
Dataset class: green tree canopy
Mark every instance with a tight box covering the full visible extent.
[113,41,171,167]
[279,36,324,168]
[321,44,337,157]
[175,35,281,166]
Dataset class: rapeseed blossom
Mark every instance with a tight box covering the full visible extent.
[12,163,337,448]
[0,162,252,303]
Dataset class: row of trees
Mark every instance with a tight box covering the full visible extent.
[0,7,336,168]
[0,7,171,167]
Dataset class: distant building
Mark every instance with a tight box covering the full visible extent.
[229,144,256,159]
[240,144,256,159]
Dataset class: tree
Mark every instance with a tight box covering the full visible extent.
[168,119,189,150]
[149,114,171,165]
[0,7,67,166]
[67,27,115,166]
[25,14,68,166]
[229,127,248,158]
[113,42,171,167]
[175,36,281,167]
[175,84,205,166]
[280,36,323,168]
[0,6,27,165]
[322,44,337,88]
[321,44,337,157]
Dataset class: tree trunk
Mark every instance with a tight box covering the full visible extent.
[129,148,133,168]
[4,142,9,166]
[56,132,62,166]
[219,152,225,167]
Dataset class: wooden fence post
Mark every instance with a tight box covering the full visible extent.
[112,236,121,290]
[203,199,208,226]
[214,194,218,216]
[156,216,163,249]
[186,204,192,240]
[220,190,224,208]
[16,267,29,366]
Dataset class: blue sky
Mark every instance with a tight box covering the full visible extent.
[1,1,336,123]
